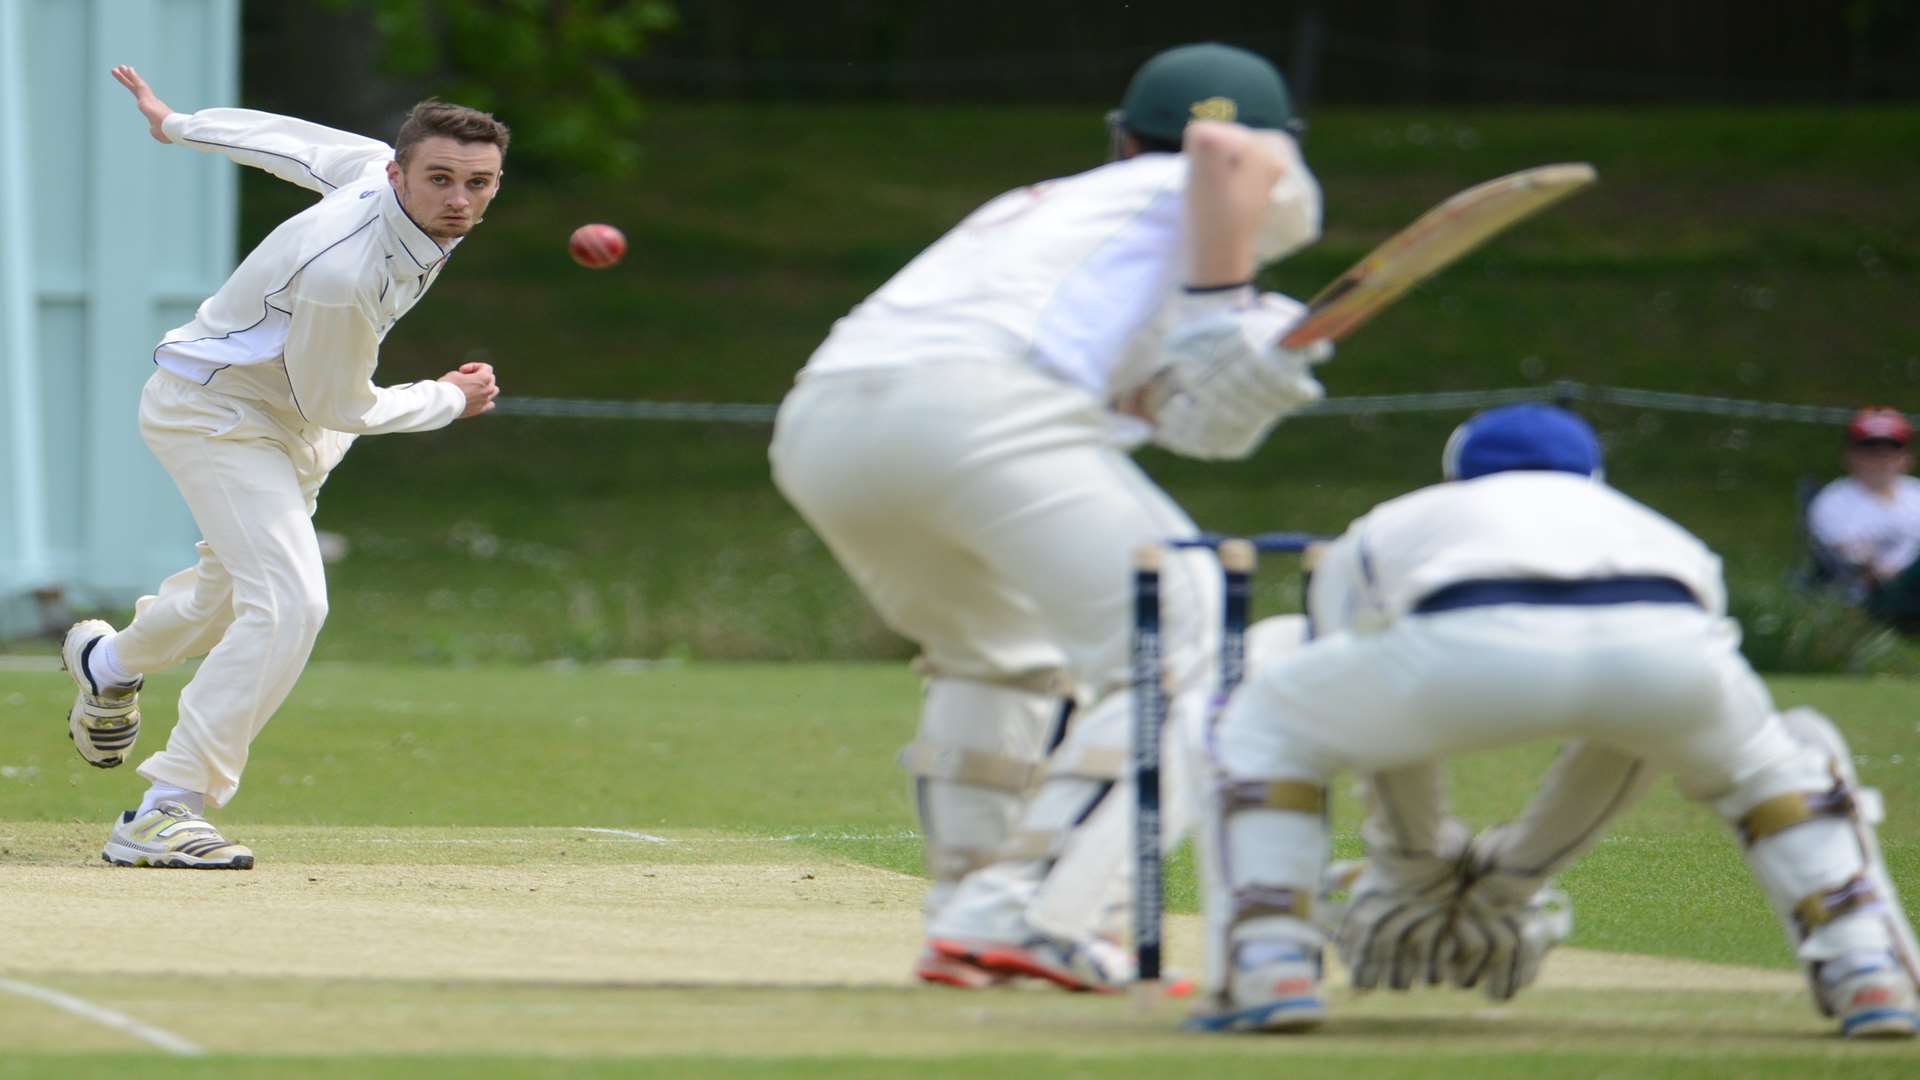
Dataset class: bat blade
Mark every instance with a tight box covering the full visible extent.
[1278,162,1596,349]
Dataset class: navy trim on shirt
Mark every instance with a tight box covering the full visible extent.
[180,137,339,192]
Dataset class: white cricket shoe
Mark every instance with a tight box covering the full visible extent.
[1820,951,1918,1039]
[927,933,1134,994]
[60,620,142,768]
[103,802,254,870]
[1186,945,1327,1033]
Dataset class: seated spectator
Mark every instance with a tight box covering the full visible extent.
[1807,406,1920,629]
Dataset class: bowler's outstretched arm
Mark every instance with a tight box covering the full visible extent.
[110,64,172,144]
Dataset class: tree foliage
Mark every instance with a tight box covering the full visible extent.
[325,0,677,176]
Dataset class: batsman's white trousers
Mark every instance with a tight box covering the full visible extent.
[112,371,350,807]
[770,361,1220,696]
[1215,602,1797,803]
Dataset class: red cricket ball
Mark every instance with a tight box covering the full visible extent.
[569,223,627,269]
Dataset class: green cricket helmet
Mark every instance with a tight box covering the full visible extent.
[1110,42,1302,149]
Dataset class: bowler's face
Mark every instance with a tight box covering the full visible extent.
[387,137,503,242]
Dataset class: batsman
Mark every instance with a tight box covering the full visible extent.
[771,42,1328,989]
[1191,404,1919,1039]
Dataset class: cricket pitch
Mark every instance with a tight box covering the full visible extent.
[0,823,1907,1071]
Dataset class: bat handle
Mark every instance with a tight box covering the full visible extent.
[1117,373,1171,423]
[1276,313,1326,352]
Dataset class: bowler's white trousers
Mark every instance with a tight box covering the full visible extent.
[113,370,350,807]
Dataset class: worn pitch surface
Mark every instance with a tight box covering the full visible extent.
[9,822,1895,1069]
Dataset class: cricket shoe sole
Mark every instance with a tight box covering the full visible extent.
[1185,951,1327,1033]
[913,946,1011,990]
[60,620,142,769]
[928,936,1130,994]
[1184,991,1327,1033]
[1826,955,1919,1039]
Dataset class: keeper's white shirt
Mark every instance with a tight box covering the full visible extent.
[801,137,1321,402]
[1807,474,1920,579]
[1309,471,1729,634]
[152,109,466,434]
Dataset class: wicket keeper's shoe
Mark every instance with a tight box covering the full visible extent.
[103,802,254,870]
[60,619,142,768]
[1185,945,1327,1033]
[928,933,1132,994]
[1820,950,1918,1039]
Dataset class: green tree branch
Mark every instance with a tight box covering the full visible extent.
[326,0,677,176]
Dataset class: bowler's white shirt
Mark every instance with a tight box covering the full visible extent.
[801,139,1321,403]
[1309,471,1729,634]
[1808,475,1920,579]
[153,108,465,434]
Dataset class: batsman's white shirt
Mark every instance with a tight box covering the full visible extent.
[153,108,465,433]
[802,140,1320,401]
[777,144,1320,689]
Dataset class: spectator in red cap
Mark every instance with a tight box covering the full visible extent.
[1807,406,1920,628]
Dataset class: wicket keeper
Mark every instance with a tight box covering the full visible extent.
[1192,405,1919,1039]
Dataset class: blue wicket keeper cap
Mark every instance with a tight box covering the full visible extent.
[1442,404,1604,481]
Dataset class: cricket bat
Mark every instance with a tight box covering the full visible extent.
[1127,163,1595,421]
[1278,162,1597,348]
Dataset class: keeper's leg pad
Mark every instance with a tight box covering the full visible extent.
[1712,707,1920,1007]
[1196,767,1330,1000]
[904,673,1064,921]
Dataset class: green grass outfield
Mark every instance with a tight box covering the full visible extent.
[1,661,1916,1074]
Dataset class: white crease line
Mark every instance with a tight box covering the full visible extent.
[305,830,920,846]
[776,832,919,842]
[0,976,204,1055]
[565,828,917,844]
[565,829,919,843]
[0,656,60,672]
[0,830,923,849]
[576,827,672,843]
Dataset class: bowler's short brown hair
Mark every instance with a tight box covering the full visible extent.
[394,100,511,167]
